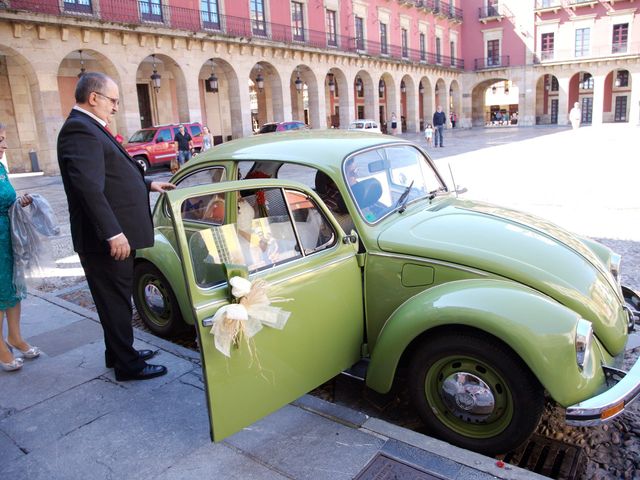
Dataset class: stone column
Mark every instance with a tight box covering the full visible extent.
[557,75,571,126]
[308,70,326,129]
[591,74,605,125]
[229,67,254,139]
[118,69,142,140]
[31,67,66,174]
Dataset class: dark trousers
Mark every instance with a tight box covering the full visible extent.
[434,125,445,146]
[80,253,145,375]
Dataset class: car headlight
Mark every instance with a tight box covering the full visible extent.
[575,318,593,370]
[610,252,622,286]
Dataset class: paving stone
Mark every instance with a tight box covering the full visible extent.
[293,393,369,428]
[0,341,108,412]
[16,295,86,338]
[23,319,103,358]
[0,381,210,480]
[0,378,130,453]
[226,403,385,480]
[0,429,24,462]
[155,442,289,480]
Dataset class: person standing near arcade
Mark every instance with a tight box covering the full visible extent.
[433,105,446,147]
[57,72,174,381]
[569,102,582,130]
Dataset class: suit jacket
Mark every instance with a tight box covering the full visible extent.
[57,109,154,254]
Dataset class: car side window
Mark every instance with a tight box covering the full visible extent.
[276,163,317,189]
[190,125,202,137]
[185,187,335,288]
[156,128,172,142]
[177,167,226,188]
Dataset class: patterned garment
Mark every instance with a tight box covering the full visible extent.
[0,162,23,310]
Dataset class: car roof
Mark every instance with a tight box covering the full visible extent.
[190,130,403,173]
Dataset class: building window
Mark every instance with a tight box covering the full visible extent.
[420,33,426,61]
[326,9,337,46]
[487,0,499,17]
[64,0,92,13]
[612,23,628,54]
[355,16,364,51]
[450,40,455,65]
[401,28,408,58]
[291,2,305,41]
[250,0,267,36]
[614,96,627,122]
[435,37,442,64]
[140,0,163,22]
[380,23,388,55]
[575,27,590,57]
[541,32,554,60]
[580,72,593,90]
[487,39,500,66]
[201,0,220,30]
[615,69,629,88]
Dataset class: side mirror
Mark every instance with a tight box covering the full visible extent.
[156,138,164,143]
[455,185,468,195]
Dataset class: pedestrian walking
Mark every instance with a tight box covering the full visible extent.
[57,72,174,381]
[201,126,214,152]
[433,105,446,147]
[174,124,193,165]
[450,112,457,128]
[569,102,581,130]
[390,113,398,135]
[424,123,433,147]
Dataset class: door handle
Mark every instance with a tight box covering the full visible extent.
[202,317,213,327]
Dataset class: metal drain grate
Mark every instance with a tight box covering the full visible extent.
[503,434,586,480]
[354,453,444,480]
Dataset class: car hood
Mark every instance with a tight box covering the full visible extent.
[377,198,627,355]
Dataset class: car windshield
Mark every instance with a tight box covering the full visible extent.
[128,129,156,143]
[344,145,446,223]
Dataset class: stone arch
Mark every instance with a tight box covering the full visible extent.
[198,58,241,142]
[418,76,433,130]
[135,53,189,126]
[0,44,51,172]
[470,77,509,127]
[400,74,417,133]
[379,72,395,132]
[251,61,283,129]
[290,64,319,127]
[354,70,375,121]
[568,70,593,125]
[58,49,124,132]
[535,73,560,125]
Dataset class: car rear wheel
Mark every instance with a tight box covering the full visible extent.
[409,331,544,456]
[133,262,187,337]
[133,155,149,172]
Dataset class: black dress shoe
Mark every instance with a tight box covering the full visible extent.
[105,349,156,368]
[115,364,168,381]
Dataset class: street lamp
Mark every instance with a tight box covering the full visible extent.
[255,65,264,92]
[77,49,86,78]
[207,58,218,93]
[356,76,363,93]
[328,74,335,93]
[400,80,406,93]
[379,80,385,95]
[294,68,303,94]
[150,54,161,93]
[418,82,424,95]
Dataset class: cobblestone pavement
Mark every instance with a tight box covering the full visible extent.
[10,123,640,479]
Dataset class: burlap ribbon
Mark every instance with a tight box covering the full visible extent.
[208,276,291,357]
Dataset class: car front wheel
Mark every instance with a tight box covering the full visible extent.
[133,262,186,337]
[409,331,544,456]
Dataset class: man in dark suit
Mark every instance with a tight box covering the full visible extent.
[57,72,174,381]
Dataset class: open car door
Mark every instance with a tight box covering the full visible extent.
[164,179,364,441]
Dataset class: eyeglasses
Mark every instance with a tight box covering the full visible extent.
[94,92,120,107]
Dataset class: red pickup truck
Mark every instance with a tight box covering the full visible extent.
[125,123,203,172]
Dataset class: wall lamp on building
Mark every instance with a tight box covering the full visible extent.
[491,85,497,94]
[400,81,406,94]
[379,80,385,95]
[150,54,161,93]
[449,87,453,97]
[77,49,86,78]
[207,59,218,93]
[255,65,265,92]
[328,74,335,93]
[356,76,363,93]
[418,82,424,95]
[435,84,439,94]
[294,68,303,94]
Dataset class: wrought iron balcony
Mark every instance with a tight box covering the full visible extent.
[2,0,465,70]
[478,5,503,21]
[474,55,510,70]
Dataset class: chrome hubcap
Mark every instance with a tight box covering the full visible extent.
[441,372,495,421]
[144,284,165,315]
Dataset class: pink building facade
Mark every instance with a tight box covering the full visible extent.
[0,0,637,173]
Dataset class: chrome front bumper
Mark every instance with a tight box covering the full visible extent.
[565,346,640,426]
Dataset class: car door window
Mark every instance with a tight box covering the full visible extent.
[189,125,202,137]
[186,187,336,287]
[175,167,227,222]
[156,128,172,142]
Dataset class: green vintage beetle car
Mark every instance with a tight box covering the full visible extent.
[134,130,640,455]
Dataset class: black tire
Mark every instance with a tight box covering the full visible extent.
[133,155,149,173]
[408,331,544,456]
[133,262,187,337]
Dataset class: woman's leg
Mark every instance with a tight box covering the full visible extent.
[0,310,15,363]
[6,302,29,351]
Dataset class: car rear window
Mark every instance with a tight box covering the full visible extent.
[128,130,155,143]
[259,124,278,133]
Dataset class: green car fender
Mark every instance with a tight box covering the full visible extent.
[365,278,606,407]
[135,231,195,326]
